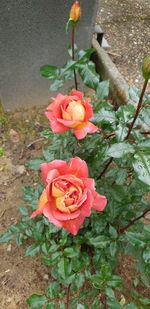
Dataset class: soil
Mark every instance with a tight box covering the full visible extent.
[0,1,150,308]
[96,0,150,92]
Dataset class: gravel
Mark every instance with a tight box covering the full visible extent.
[96,0,150,92]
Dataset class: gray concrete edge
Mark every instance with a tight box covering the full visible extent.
[92,37,129,106]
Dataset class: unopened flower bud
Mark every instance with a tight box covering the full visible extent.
[142,54,150,80]
[69,1,81,22]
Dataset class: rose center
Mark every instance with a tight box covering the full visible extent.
[52,178,83,214]
[62,100,85,121]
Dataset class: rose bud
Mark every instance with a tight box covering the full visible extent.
[142,54,150,80]
[69,1,81,22]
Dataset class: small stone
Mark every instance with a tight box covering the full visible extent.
[43,274,49,281]
[12,165,26,175]
[7,244,12,252]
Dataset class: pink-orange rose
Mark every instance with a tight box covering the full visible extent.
[45,89,98,139]
[30,157,107,235]
[69,1,81,22]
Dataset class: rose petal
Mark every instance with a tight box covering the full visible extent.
[57,118,81,128]
[41,160,68,184]
[45,112,69,133]
[70,89,84,100]
[62,215,85,235]
[67,157,88,178]
[83,100,93,121]
[92,192,107,211]
[30,189,48,218]
[74,121,98,139]
[52,206,80,221]
[80,190,93,217]
[43,202,63,227]
[82,178,95,190]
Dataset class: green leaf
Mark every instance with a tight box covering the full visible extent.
[59,300,65,309]
[46,303,56,309]
[133,153,150,186]
[25,244,40,257]
[68,43,78,57]
[64,247,80,258]
[140,106,150,126]
[129,86,141,104]
[28,158,45,170]
[78,62,99,90]
[9,225,20,233]
[40,65,59,79]
[77,304,88,309]
[143,249,150,263]
[19,206,28,216]
[115,123,128,141]
[27,294,47,308]
[107,275,124,288]
[75,273,85,289]
[106,298,122,309]
[49,79,64,91]
[0,231,13,243]
[70,298,78,308]
[16,233,24,246]
[115,168,128,185]
[89,236,110,248]
[125,232,146,247]
[42,149,54,162]
[106,142,135,158]
[40,129,54,138]
[58,258,72,280]
[116,104,135,123]
[124,303,138,309]
[109,225,118,239]
[91,299,100,309]
[46,282,60,299]
[137,140,150,151]
[141,274,149,287]
[105,287,115,299]
[109,242,117,257]
[96,80,109,99]
[92,108,116,124]
[78,48,95,61]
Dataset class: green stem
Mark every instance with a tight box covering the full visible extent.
[72,27,78,90]
[66,284,71,309]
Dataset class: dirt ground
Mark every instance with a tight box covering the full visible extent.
[96,0,150,92]
[0,1,150,308]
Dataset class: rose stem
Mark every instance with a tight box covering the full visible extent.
[66,284,71,309]
[119,208,150,234]
[72,27,78,90]
[125,79,148,140]
[98,79,148,179]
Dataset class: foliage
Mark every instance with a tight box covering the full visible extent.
[0,2,150,308]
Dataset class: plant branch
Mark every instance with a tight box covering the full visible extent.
[98,79,148,179]
[72,27,78,89]
[97,157,113,180]
[125,79,148,140]
[66,284,71,309]
[119,208,150,234]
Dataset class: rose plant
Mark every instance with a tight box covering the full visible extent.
[0,2,150,309]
